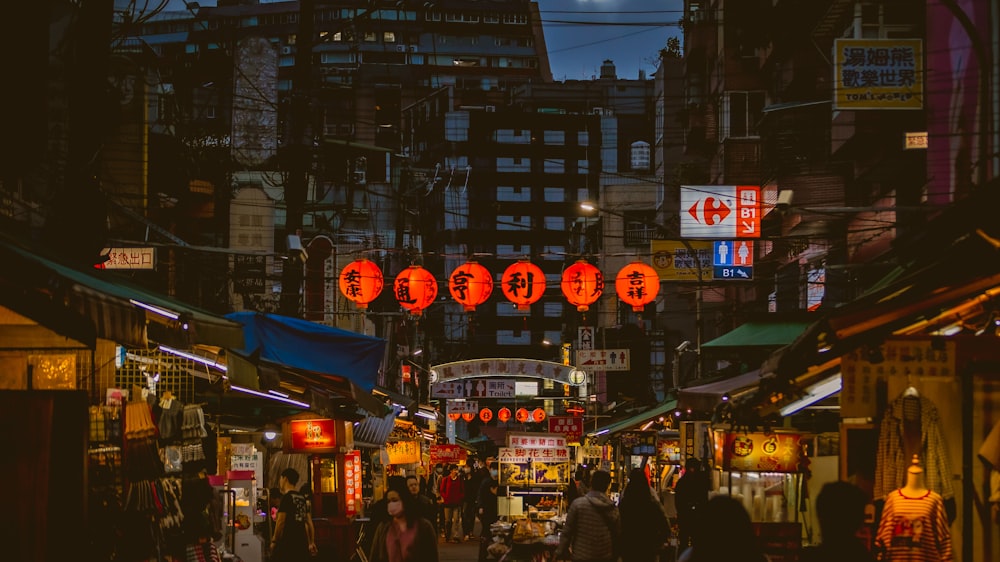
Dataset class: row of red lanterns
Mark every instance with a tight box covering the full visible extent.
[447,407,547,423]
[338,259,660,315]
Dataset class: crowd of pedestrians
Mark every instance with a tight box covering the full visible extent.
[363,457,873,562]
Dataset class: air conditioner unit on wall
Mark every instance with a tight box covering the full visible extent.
[592,107,605,116]
[395,44,407,53]
[408,45,419,53]
[485,105,496,112]
[281,46,292,55]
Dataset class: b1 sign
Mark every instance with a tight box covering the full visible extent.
[680,186,761,239]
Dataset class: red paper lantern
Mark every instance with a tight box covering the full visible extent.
[532,408,547,423]
[394,265,438,316]
[462,412,476,422]
[338,259,384,309]
[497,407,512,423]
[515,408,530,423]
[480,408,493,423]
[501,260,546,311]
[615,261,660,312]
[448,262,494,312]
[448,412,461,421]
[560,260,604,312]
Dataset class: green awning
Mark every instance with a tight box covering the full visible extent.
[590,399,677,440]
[701,322,810,349]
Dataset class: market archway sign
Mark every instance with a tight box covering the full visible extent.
[430,358,586,388]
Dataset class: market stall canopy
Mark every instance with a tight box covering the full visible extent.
[678,370,769,413]
[701,321,811,349]
[225,312,387,416]
[590,399,678,442]
[0,234,244,349]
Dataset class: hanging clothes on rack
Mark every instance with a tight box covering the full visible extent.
[874,392,955,506]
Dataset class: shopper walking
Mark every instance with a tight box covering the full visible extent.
[801,481,874,562]
[428,464,446,535]
[368,479,439,562]
[463,460,485,540]
[619,468,670,562]
[439,464,466,543]
[673,458,709,553]
[269,468,318,561]
[477,478,500,562]
[556,469,620,562]
[406,475,439,536]
[678,496,767,562]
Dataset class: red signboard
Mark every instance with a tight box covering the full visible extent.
[714,431,802,473]
[548,416,583,444]
[288,419,338,452]
[430,444,467,465]
[345,451,362,517]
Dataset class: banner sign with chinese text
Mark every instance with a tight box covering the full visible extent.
[507,432,566,449]
[386,440,421,464]
[548,416,583,444]
[429,444,467,465]
[657,437,682,465]
[345,451,362,517]
[498,446,570,463]
[431,359,582,386]
[834,39,923,110]
[286,419,338,453]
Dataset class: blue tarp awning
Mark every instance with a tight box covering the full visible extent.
[225,312,386,393]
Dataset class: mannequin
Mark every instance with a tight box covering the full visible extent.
[876,455,952,561]
[901,455,929,498]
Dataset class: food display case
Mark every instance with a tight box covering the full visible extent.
[227,470,264,562]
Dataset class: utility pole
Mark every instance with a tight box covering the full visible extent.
[280,0,315,317]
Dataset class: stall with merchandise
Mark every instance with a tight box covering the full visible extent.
[711,430,806,562]
[491,432,571,561]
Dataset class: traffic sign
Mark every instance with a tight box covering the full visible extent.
[680,186,761,239]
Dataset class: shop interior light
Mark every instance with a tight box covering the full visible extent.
[268,389,290,398]
[230,384,310,408]
[415,409,438,421]
[129,299,181,320]
[591,428,610,437]
[779,374,842,416]
[158,345,227,371]
[640,420,655,430]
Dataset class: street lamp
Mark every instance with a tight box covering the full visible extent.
[579,201,705,381]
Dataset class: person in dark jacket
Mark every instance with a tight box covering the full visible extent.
[673,458,709,552]
[800,481,875,562]
[477,478,500,562]
[463,461,485,540]
[679,496,767,562]
[407,475,438,535]
[557,470,619,562]
[362,475,407,554]
[619,468,670,562]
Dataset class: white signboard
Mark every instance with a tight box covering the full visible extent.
[499,446,570,463]
[231,452,263,486]
[101,247,156,270]
[446,399,478,414]
[431,381,466,398]
[578,326,594,350]
[508,433,566,448]
[680,185,761,239]
[576,349,631,372]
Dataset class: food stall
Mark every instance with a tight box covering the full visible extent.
[282,414,361,561]
[712,430,805,562]
[493,433,571,561]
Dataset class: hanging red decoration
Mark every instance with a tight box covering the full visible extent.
[338,259,384,309]
[448,262,494,312]
[448,412,461,421]
[560,260,604,312]
[501,260,546,311]
[480,408,493,423]
[394,265,438,316]
[461,412,476,422]
[497,407,512,423]
[515,408,530,423]
[615,261,660,312]
[532,408,547,423]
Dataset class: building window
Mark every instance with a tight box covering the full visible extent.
[495,129,531,144]
[502,13,528,24]
[496,157,531,172]
[543,187,565,202]
[497,186,530,202]
[577,131,589,146]
[623,211,656,247]
[543,159,565,173]
[497,215,531,230]
[542,246,565,260]
[630,141,651,170]
[425,11,441,22]
[543,130,565,145]
[720,91,765,139]
[384,31,396,42]
[544,216,566,230]
[363,31,377,42]
[543,303,562,317]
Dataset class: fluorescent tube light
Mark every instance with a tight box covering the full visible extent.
[779,374,842,416]
[158,345,227,372]
[416,410,438,421]
[130,299,180,320]
[230,384,310,408]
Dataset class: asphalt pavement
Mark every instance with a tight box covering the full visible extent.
[438,533,483,562]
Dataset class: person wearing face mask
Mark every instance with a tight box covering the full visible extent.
[368,479,439,562]
[428,464,445,536]
[463,461,485,541]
